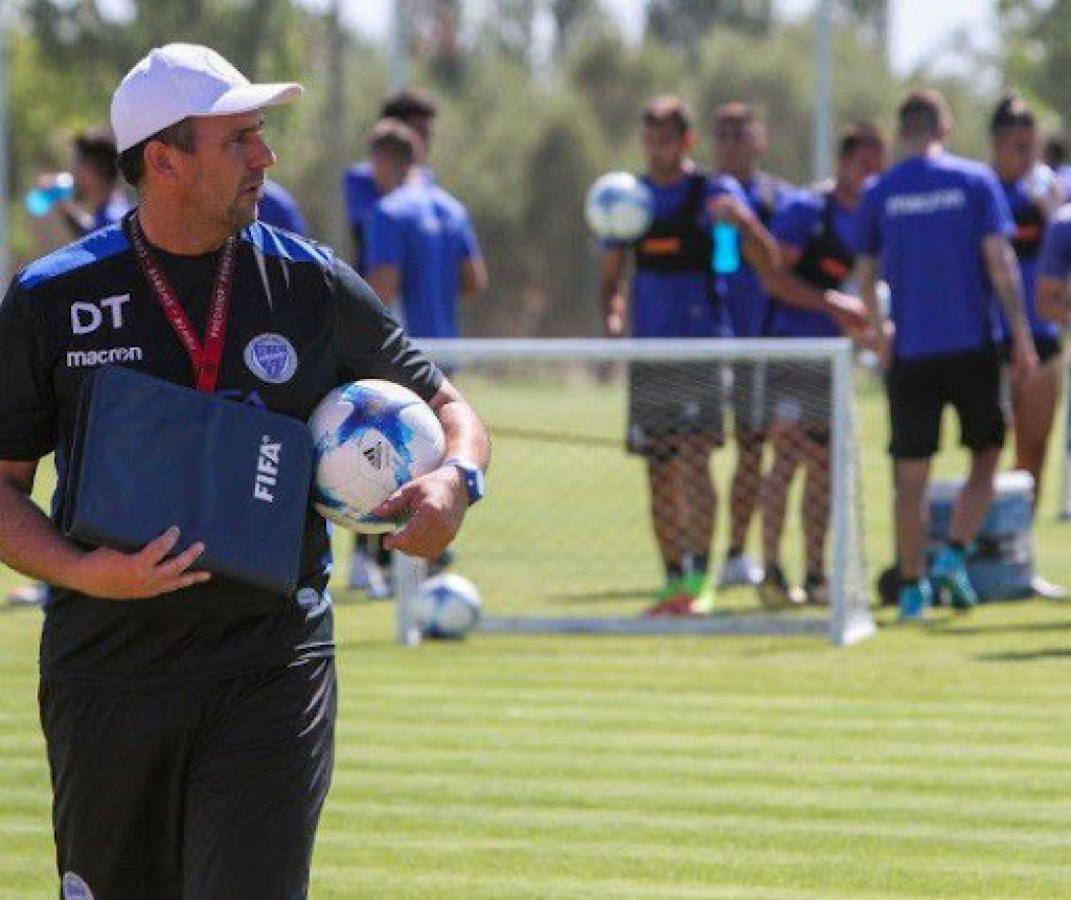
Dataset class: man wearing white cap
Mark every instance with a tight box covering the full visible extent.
[0,44,490,898]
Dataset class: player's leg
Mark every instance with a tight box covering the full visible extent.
[800,429,832,605]
[630,363,713,612]
[888,356,944,620]
[183,658,336,900]
[678,431,723,614]
[39,678,190,900]
[893,457,933,618]
[1011,344,1062,510]
[677,363,726,614]
[678,433,717,572]
[647,453,688,577]
[721,361,765,587]
[759,422,804,607]
[1010,342,1066,596]
[799,360,834,605]
[933,348,1007,610]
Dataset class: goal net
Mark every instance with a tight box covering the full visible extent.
[396,338,875,646]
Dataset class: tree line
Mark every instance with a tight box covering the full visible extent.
[5,0,1066,336]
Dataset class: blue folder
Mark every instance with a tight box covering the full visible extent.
[62,366,314,595]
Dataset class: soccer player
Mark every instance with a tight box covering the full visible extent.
[600,95,778,615]
[342,87,438,276]
[757,123,887,607]
[38,128,130,238]
[989,96,1067,598]
[856,88,1037,621]
[711,102,794,590]
[363,118,487,339]
[341,88,439,596]
[8,129,130,608]
[0,44,490,898]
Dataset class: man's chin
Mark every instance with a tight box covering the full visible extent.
[229,201,258,230]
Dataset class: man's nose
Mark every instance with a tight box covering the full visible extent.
[249,135,276,170]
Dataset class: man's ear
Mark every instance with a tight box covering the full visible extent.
[144,141,181,180]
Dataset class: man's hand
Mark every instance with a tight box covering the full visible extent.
[605,292,627,337]
[707,193,752,226]
[859,318,895,370]
[825,291,868,337]
[376,466,468,560]
[71,526,210,600]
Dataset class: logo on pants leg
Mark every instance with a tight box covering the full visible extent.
[62,872,95,899]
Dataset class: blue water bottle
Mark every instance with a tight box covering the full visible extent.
[712,221,740,275]
[25,173,75,217]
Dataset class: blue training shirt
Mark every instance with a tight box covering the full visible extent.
[1037,205,1071,282]
[855,152,1013,361]
[365,181,481,338]
[624,172,744,339]
[768,188,857,338]
[721,173,791,338]
[342,162,434,274]
[257,179,308,236]
[93,195,130,231]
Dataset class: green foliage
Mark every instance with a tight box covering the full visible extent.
[647,0,774,49]
[5,3,999,330]
[997,0,1071,127]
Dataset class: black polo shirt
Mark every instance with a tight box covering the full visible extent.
[0,216,442,685]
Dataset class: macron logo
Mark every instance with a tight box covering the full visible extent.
[66,346,143,368]
[254,436,281,503]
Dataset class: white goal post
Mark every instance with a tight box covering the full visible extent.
[393,338,876,647]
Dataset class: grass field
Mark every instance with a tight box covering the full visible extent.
[3,372,1071,897]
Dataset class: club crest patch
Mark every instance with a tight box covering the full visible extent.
[62,872,95,899]
[244,333,298,384]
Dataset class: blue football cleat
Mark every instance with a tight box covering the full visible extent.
[931,546,978,611]
[897,579,933,622]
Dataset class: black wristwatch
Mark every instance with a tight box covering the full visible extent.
[444,456,485,506]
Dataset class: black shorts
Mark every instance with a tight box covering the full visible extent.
[887,347,1006,459]
[731,360,768,437]
[627,362,725,459]
[41,658,336,900]
[999,334,1063,365]
[762,360,832,433]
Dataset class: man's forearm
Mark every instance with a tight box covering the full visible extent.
[0,480,84,587]
[855,256,882,329]
[734,209,780,277]
[433,392,491,472]
[763,268,831,314]
[991,241,1030,335]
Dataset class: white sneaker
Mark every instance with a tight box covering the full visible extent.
[7,582,47,607]
[1031,574,1068,600]
[718,554,764,588]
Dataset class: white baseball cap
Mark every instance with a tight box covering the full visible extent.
[111,43,304,153]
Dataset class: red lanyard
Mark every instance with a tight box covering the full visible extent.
[126,212,237,393]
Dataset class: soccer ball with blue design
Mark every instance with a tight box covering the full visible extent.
[416,574,482,639]
[309,379,445,533]
[584,171,655,242]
